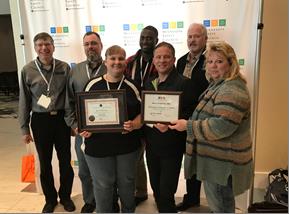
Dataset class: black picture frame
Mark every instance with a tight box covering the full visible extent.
[141,90,181,124]
[76,89,128,133]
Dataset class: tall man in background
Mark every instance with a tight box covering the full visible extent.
[125,25,159,205]
[64,31,106,213]
[18,32,75,213]
[176,23,209,211]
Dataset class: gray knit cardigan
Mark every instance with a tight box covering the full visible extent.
[185,76,253,196]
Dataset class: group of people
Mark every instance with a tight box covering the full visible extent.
[18,22,253,213]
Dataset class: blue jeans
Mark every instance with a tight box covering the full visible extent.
[75,135,95,205]
[203,175,235,213]
[85,149,140,213]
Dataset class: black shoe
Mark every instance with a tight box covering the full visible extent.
[176,201,200,211]
[60,199,76,212]
[42,202,57,213]
[135,195,148,206]
[81,203,95,213]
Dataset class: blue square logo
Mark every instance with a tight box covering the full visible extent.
[203,20,210,27]
[162,22,169,29]
[85,26,92,32]
[50,27,56,34]
[123,24,130,31]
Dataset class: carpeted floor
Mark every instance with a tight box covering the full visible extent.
[0,94,18,118]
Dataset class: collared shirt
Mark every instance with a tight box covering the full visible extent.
[183,51,203,79]
[125,49,158,89]
[64,60,107,129]
[18,58,71,135]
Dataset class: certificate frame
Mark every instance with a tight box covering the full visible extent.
[76,89,127,133]
[141,90,182,124]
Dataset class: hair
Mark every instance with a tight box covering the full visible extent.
[33,32,54,45]
[142,25,158,38]
[83,31,101,41]
[205,41,246,83]
[105,45,126,58]
[188,23,208,38]
[154,42,175,57]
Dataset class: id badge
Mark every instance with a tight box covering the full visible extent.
[37,94,51,109]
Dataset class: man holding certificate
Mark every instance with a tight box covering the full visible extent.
[79,45,142,213]
[143,42,194,212]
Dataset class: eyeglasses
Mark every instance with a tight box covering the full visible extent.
[83,41,99,47]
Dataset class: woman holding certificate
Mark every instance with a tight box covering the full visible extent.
[80,45,142,213]
[143,42,194,213]
[169,42,253,213]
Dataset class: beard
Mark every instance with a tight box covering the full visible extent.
[87,52,102,63]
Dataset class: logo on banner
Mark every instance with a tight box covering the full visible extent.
[50,26,70,47]
[238,59,245,66]
[123,24,144,31]
[122,23,144,48]
[162,21,184,29]
[162,21,184,45]
[85,25,105,33]
[50,26,69,34]
[203,19,226,27]
[204,19,226,42]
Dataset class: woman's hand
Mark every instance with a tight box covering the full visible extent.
[154,123,169,133]
[123,120,134,133]
[123,114,142,134]
[168,119,188,131]
[79,131,92,138]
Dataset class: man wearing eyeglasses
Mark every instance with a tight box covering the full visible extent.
[64,31,107,213]
[18,32,75,213]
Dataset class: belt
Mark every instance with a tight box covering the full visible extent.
[33,110,64,116]
[50,111,58,115]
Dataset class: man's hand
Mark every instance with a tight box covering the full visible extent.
[22,134,33,144]
[79,131,92,138]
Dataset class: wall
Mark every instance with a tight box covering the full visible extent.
[0,0,9,15]
[256,0,288,171]
[0,15,17,73]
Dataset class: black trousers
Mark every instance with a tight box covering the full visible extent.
[183,174,202,204]
[31,111,74,204]
[146,150,183,213]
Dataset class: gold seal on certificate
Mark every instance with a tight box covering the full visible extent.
[76,90,127,132]
[141,91,181,124]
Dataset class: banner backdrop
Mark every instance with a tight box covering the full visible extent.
[19,0,260,96]
[17,0,261,210]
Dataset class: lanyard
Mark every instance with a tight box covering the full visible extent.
[106,75,125,90]
[34,58,55,95]
[139,56,150,87]
[86,64,101,79]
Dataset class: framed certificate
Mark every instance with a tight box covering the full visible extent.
[76,89,127,133]
[141,90,182,124]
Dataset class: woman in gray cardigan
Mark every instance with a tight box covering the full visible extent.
[169,41,253,213]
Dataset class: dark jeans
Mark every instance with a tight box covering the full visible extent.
[203,175,235,212]
[146,151,183,213]
[85,149,140,213]
[75,134,95,205]
[31,111,74,204]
